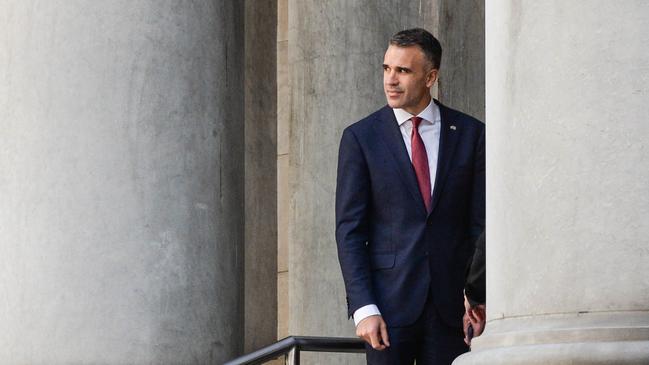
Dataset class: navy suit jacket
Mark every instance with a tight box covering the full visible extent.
[335,100,485,328]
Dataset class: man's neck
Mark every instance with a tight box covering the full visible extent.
[402,96,432,116]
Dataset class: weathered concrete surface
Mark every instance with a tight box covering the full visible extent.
[455,1,649,363]
[0,1,244,363]
[287,1,437,363]
[244,0,278,354]
[439,0,485,121]
[277,0,291,341]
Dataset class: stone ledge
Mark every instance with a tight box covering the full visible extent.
[453,340,649,365]
[454,312,649,365]
[474,311,649,349]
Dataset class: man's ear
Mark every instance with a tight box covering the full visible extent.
[426,68,439,88]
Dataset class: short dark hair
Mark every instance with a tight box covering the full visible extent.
[389,28,442,69]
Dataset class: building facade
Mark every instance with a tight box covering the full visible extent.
[1,1,647,364]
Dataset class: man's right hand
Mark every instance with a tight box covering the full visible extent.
[356,315,390,350]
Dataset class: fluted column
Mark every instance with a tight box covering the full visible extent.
[455,1,649,364]
[0,1,244,363]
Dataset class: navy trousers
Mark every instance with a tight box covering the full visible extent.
[365,294,468,365]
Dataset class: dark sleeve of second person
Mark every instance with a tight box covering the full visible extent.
[465,231,485,307]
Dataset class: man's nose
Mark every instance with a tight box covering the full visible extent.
[385,71,398,85]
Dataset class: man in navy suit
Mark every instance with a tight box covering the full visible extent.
[335,28,485,364]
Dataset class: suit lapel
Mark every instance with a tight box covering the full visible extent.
[373,106,428,214]
[429,101,460,216]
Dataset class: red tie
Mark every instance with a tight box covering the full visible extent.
[411,117,431,212]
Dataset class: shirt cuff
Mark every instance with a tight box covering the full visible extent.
[353,304,381,326]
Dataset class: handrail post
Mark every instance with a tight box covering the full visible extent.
[287,347,299,365]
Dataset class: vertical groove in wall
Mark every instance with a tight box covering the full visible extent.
[276,0,291,341]
[244,0,279,354]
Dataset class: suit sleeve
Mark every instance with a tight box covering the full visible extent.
[335,128,375,318]
[470,123,486,245]
[464,124,486,305]
[465,231,486,306]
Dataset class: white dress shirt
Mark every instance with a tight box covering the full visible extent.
[353,99,441,326]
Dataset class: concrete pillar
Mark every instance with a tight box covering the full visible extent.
[0,1,244,364]
[244,0,278,353]
[455,1,649,364]
[286,1,437,363]
[438,0,485,121]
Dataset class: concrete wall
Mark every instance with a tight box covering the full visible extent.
[286,1,437,363]
[439,0,485,121]
[0,1,487,363]
[244,0,278,353]
[455,1,649,363]
[0,1,244,363]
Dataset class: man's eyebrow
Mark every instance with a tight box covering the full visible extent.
[382,64,412,73]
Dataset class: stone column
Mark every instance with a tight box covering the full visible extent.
[286,1,437,363]
[438,0,485,121]
[455,1,649,364]
[0,1,244,364]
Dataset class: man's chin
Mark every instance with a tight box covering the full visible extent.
[386,100,402,109]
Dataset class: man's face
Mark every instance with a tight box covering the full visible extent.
[383,45,437,114]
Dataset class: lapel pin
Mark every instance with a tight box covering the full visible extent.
[450,125,456,130]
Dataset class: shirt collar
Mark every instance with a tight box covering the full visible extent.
[392,99,440,126]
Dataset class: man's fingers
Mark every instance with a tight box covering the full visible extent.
[379,320,390,347]
[474,322,485,337]
[468,308,485,323]
[465,307,486,338]
[369,331,386,350]
[462,312,473,346]
[473,311,485,322]
[467,309,477,322]
[468,309,481,323]
[356,316,387,351]
[474,307,486,322]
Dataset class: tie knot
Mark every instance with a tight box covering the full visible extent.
[411,116,423,129]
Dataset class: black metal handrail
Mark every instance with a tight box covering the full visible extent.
[224,336,365,365]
